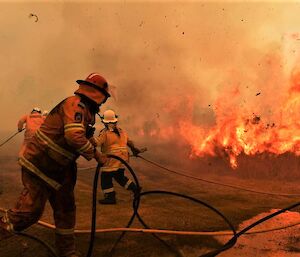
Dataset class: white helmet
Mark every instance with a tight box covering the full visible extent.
[102,110,118,123]
[32,107,42,114]
[42,110,49,116]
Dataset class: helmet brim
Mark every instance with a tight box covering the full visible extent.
[102,118,118,123]
[76,80,111,97]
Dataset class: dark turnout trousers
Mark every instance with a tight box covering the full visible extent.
[101,168,134,194]
[3,165,77,257]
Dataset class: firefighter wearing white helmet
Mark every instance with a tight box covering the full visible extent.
[91,110,142,204]
[102,110,118,123]
[32,107,42,114]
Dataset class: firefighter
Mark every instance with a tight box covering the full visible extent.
[18,107,44,157]
[0,73,110,257]
[42,110,49,120]
[91,110,142,205]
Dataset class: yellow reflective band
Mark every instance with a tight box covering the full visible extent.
[6,223,14,232]
[103,187,114,193]
[64,123,84,129]
[3,210,9,223]
[124,180,133,189]
[110,146,127,151]
[1,211,14,232]
[64,123,85,133]
[64,127,85,133]
[19,157,62,191]
[108,147,127,152]
[55,227,75,235]
[78,141,93,153]
[36,130,75,160]
[94,137,104,146]
[101,167,121,172]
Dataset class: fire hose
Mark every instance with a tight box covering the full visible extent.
[78,155,300,197]
[136,156,300,197]
[0,128,24,147]
[85,155,300,257]
[87,155,237,257]
[1,154,300,256]
[93,155,300,257]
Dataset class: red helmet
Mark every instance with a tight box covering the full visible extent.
[75,73,111,105]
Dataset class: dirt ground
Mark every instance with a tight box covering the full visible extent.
[0,149,300,257]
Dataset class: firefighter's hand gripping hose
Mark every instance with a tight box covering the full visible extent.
[0,128,24,147]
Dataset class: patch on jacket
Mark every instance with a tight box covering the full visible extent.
[75,112,83,122]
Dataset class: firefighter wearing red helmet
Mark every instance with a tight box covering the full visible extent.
[0,73,111,257]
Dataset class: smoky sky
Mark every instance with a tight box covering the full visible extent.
[0,0,300,142]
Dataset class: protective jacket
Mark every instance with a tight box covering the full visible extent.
[93,127,129,172]
[19,95,96,190]
[18,113,44,142]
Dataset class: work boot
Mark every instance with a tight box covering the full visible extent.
[98,192,116,205]
[0,218,14,241]
[127,183,141,197]
[55,232,79,257]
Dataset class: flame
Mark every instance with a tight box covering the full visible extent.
[139,68,300,169]
[138,37,300,169]
[179,75,300,168]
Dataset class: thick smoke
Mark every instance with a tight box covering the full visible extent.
[0,2,300,173]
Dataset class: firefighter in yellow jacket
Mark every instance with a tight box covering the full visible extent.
[91,110,142,204]
[0,73,110,257]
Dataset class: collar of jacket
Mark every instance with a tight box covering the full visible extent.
[76,93,100,114]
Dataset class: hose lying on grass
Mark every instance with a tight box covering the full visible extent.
[85,155,300,257]
[1,155,300,257]
[78,155,300,197]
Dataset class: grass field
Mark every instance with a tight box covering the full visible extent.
[0,147,300,257]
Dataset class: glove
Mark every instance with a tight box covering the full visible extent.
[89,137,97,147]
[86,125,96,139]
[131,147,142,157]
[94,150,107,165]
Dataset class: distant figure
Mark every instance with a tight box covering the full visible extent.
[91,110,142,204]
[42,110,49,121]
[17,107,44,157]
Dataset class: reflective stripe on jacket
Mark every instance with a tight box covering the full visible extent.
[20,95,96,189]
